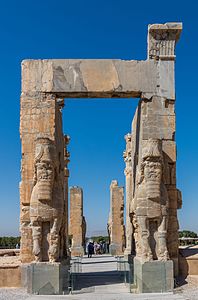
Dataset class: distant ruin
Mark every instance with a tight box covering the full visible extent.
[69,186,86,256]
[108,180,125,255]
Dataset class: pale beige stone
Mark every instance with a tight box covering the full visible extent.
[132,139,169,262]
[80,60,120,92]
[128,97,181,276]
[19,23,183,280]
[0,265,21,287]
[63,135,70,255]
[22,59,158,98]
[69,187,86,256]
[123,134,133,256]
[20,94,68,263]
[108,180,125,255]
[148,22,182,60]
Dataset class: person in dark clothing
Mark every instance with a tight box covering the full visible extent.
[87,242,94,258]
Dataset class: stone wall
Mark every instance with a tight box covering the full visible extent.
[0,265,21,287]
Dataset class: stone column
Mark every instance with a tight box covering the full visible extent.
[63,135,70,256]
[108,180,125,255]
[20,93,66,263]
[123,134,133,256]
[131,23,182,292]
[69,187,85,256]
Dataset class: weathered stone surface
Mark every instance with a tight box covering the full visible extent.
[20,94,68,264]
[134,257,174,293]
[69,187,86,256]
[63,135,70,256]
[132,139,170,262]
[0,265,21,287]
[19,23,183,294]
[21,23,182,100]
[123,134,133,256]
[108,180,125,255]
[141,97,176,140]
[148,22,182,60]
[128,95,182,275]
[23,261,69,294]
[22,59,158,98]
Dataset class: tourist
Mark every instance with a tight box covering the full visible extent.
[87,242,94,258]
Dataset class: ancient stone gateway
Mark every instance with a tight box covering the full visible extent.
[20,23,182,294]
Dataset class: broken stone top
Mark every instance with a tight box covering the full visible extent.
[148,22,183,60]
[70,186,82,191]
[124,133,131,142]
[148,22,182,38]
[64,135,70,145]
[111,180,118,187]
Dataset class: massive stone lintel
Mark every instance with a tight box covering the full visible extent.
[22,59,157,98]
[21,23,182,100]
[21,59,176,100]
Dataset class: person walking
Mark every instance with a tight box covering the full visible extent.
[87,242,94,258]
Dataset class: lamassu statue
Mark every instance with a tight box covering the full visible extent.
[30,136,63,262]
[131,139,169,261]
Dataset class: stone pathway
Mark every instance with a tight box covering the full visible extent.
[27,255,185,299]
[71,254,129,294]
[0,255,197,299]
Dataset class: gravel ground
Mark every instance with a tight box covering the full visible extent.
[0,288,29,300]
[0,256,20,266]
[175,275,198,300]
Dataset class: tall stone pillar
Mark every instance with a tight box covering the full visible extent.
[130,23,182,292]
[63,135,70,255]
[20,93,68,263]
[20,92,69,293]
[108,180,125,255]
[123,134,133,256]
[69,187,86,256]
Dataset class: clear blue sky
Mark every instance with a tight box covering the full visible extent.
[0,0,197,236]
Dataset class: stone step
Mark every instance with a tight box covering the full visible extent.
[27,292,185,300]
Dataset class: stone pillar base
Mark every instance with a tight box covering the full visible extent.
[124,248,132,258]
[21,261,70,295]
[134,257,174,293]
[71,246,84,257]
[109,243,123,256]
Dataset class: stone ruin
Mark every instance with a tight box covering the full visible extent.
[16,22,183,294]
[108,180,125,255]
[69,186,86,256]
[123,133,133,256]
